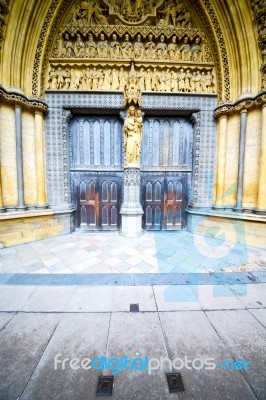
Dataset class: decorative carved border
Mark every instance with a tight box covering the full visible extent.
[0,0,10,63]
[0,85,48,114]
[199,0,230,101]
[32,0,73,98]
[32,0,230,101]
[214,90,266,118]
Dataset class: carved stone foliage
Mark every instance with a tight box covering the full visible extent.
[47,63,216,94]
[0,0,9,55]
[251,0,266,89]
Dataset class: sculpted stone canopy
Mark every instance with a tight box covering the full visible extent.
[46,0,216,95]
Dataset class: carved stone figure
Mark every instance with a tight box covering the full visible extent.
[70,68,79,89]
[121,0,132,16]
[93,1,108,25]
[119,67,127,90]
[57,67,65,89]
[180,36,191,61]
[124,64,142,107]
[205,70,213,93]
[171,70,178,92]
[178,68,186,92]
[98,69,105,89]
[121,34,133,58]
[111,68,120,90]
[194,71,202,92]
[176,8,192,28]
[145,34,155,59]
[156,34,168,60]
[184,69,192,92]
[161,68,171,91]
[97,33,108,58]
[47,68,56,89]
[124,106,142,165]
[110,33,121,58]
[190,71,196,92]
[145,69,152,91]
[86,33,97,57]
[168,35,178,60]
[138,67,145,90]
[75,34,85,57]
[201,71,207,92]
[62,33,74,57]
[64,69,71,89]
[134,34,144,59]
[151,68,160,91]
[103,68,112,90]
[92,67,100,89]
[191,37,202,62]
[84,67,92,89]
[161,1,176,26]
[135,0,145,18]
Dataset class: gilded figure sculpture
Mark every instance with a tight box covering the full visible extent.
[123,106,143,166]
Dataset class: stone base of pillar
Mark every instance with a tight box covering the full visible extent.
[212,205,225,211]
[6,206,18,212]
[0,207,6,213]
[36,204,49,210]
[26,205,37,211]
[254,209,266,215]
[119,167,144,238]
[233,207,243,213]
[120,206,144,238]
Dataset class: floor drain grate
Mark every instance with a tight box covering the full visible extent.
[96,376,114,397]
[166,373,185,393]
[130,303,139,312]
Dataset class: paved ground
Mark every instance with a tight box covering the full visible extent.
[0,231,265,274]
[0,283,266,400]
[0,232,266,399]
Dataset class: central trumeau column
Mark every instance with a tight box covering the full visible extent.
[120,64,144,237]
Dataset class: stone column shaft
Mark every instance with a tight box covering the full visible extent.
[35,112,48,208]
[256,104,266,213]
[15,106,26,210]
[214,115,228,208]
[0,173,4,212]
[234,109,247,212]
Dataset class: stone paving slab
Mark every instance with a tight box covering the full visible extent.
[0,312,15,330]
[0,303,265,399]
[206,310,266,400]
[0,312,61,400]
[105,312,172,399]
[20,313,110,400]
[0,231,265,275]
[160,311,257,400]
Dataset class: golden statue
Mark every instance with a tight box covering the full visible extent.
[123,106,143,166]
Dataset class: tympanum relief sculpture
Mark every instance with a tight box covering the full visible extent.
[47,0,216,94]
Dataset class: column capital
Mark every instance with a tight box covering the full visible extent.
[34,110,44,117]
[240,108,247,115]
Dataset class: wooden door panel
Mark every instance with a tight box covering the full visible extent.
[73,173,121,231]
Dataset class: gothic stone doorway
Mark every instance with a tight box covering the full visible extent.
[70,114,193,231]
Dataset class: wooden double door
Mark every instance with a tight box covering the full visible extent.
[141,173,188,230]
[72,173,122,230]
